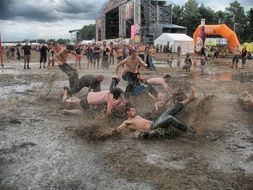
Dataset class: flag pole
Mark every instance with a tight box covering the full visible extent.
[0,31,4,72]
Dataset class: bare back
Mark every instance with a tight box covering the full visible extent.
[87,91,110,105]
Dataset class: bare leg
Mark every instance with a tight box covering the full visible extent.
[63,109,83,115]
[62,89,68,102]
[181,87,197,106]
[66,97,81,105]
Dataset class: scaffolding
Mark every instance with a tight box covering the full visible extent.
[96,0,173,43]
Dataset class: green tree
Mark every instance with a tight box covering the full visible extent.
[77,24,96,40]
[244,8,253,42]
[172,5,184,26]
[182,0,200,36]
[198,4,216,24]
[225,1,247,42]
[56,38,70,44]
[214,10,227,24]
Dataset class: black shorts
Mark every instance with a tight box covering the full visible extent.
[80,93,89,110]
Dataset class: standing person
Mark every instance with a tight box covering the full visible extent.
[116,48,147,96]
[93,43,101,69]
[122,44,128,60]
[137,43,145,61]
[101,41,110,69]
[116,44,123,64]
[148,45,156,71]
[145,45,150,68]
[231,48,240,70]
[16,47,20,60]
[22,40,31,69]
[109,42,115,65]
[86,44,93,69]
[39,43,48,69]
[177,45,181,57]
[75,44,82,69]
[241,47,247,69]
[54,45,80,96]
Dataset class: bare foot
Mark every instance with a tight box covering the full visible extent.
[62,109,70,115]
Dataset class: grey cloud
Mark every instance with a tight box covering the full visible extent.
[0,0,103,22]
[56,0,103,18]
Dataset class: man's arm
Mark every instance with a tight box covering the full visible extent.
[137,56,147,68]
[97,120,130,139]
[53,50,63,64]
[115,58,128,76]
[161,81,173,94]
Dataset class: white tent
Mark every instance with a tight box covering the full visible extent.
[81,40,93,45]
[154,33,194,54]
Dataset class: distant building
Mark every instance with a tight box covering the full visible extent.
[96,0,186,43]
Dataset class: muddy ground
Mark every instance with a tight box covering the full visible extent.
[0,55,253,190]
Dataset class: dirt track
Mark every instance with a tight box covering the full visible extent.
[0,56,253,190]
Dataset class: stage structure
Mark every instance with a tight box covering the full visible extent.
[96,0,186,43]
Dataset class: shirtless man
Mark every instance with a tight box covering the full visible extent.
[54,45,81,95]
[146,74,173,97]
[63,87,125,115]
[102,87,197,137]
[62,74,104,102]
[116,48,147,95]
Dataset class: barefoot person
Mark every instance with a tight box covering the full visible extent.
[62,74,105,102]
[63,87,125,115]
[116,48,147,96]
[102,88,197,137]
[54,45,81,96]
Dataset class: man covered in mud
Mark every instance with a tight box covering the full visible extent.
[102,88,197,137]
[62,74,104,102]
[62,87,125,116]
[145,74,173,98]
[116,48,147,96]
[54,45,81,96]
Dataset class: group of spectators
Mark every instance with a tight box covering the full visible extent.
[3,41,159,71]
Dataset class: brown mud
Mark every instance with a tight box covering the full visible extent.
[0,57,253,190]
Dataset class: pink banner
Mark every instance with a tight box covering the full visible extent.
[131,25,135,39]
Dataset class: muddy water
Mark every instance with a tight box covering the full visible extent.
[1,61,253,189]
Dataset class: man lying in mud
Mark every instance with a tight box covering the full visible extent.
[63,87,125,115]
[116,48,147,96]
[101,87,197,137]
[54,45,81,96]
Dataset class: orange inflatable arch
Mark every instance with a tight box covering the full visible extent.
[193,24,240,50]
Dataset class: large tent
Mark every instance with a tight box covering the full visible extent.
[154,33,194,54]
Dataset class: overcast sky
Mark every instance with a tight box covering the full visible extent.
[0,0,252,41]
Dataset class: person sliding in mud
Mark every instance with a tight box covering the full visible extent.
[116,48,147,97]
[62,87,125,116]
[101,88,197,137]
[62,74,104,102]
[145,74,173,98]
[54,45,81,96]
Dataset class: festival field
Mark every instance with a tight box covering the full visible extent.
[0,52,253,190]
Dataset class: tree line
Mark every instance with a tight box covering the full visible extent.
[78,0,253,43]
